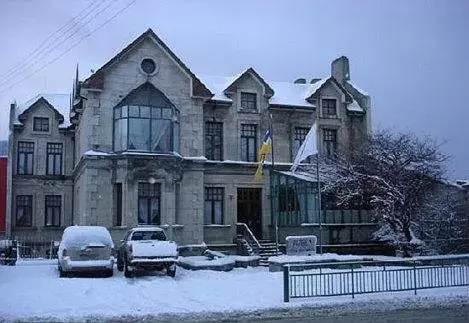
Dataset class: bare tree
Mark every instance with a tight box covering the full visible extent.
[323,130,454,255]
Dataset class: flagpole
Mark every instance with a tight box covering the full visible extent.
[268,113,279,255]
[316,153,322,254]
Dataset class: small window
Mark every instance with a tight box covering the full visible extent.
[33,117,49,132]
[323,129,338,158]
[204,187,224,224]
[322,99,337,118]
[241,124,257,162]
[17,141,34,175]
[16,195,33,227]
[205,122,223,161]
[46,143,63,175]
[292,127,309,162]
[278,185,299,212]
[240,92,257,110]
[114,183,122,226]
[141,58,156,74]
[45,195,61,227]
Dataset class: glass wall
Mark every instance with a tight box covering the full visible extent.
[113,82,180,153]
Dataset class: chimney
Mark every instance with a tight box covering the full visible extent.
[9,102,16,131]
[331,56,350,84]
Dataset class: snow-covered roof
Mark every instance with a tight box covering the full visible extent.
[347,81,369,96]
[268,81,316,108]
[198,74,240,102]
[200,74,331,108]
[14,94,71,128]
[199,73,365,111]
[130,226,165,232]
[347,100,364,112]
[61,226,113,247]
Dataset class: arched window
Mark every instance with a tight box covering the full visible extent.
[113,83,180,153]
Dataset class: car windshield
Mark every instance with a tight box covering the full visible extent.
[131,231,166,241]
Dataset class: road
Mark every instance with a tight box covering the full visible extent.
[107,303,469,323]
[218,305,469,323]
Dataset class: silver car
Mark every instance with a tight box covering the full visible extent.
[58,226,114,277]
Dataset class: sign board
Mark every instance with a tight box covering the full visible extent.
[285,235,317,256]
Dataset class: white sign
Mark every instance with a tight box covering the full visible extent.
[285,235,317,256]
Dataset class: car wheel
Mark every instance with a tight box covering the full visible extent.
[124,258,132,278]
[117,255,124,272]
[167,266,176,278]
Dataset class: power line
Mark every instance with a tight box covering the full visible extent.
[0,1,100,81]
[0,0,115,88]
[0,0,139,96]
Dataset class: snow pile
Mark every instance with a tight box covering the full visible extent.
[178,256,235,268]
[131,241,178,257]
[84,150,111,156]
[0,260,467,321]
[269,253,364,264]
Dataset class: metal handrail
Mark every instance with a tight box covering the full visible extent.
[236,222,261,250]
[283,255,469,302]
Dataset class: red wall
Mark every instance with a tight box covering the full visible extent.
[0,157,6,233]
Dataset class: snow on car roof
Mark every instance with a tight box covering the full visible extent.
[130,227,165,232]
[61,226,113,246]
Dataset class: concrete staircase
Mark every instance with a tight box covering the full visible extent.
[258,240,282,266]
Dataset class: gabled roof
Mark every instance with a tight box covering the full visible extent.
[224,67,275,97]
[307,77,353,103]
[201,71,369,111]
[14,94,71,128]
[81,28,212,98]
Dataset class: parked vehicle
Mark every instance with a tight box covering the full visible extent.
[117,227,178,278]
[58,226,115,277]
[0,239,17,266]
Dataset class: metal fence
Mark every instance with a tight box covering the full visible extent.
[283,256,469,302]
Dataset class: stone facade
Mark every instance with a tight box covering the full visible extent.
[7,29,371,249]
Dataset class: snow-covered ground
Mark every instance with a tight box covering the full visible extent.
[0,259,468,322]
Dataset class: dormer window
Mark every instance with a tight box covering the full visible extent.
[241,92,257,110]
[33,117,49,132]
[321,99,337,118]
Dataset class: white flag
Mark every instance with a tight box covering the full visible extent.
[291,123,317,172]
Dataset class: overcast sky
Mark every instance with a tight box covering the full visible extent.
[0,0,468,179]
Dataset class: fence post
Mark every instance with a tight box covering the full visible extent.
[351,267,355,299]
[413,261,417,295]
[283,265,290,302]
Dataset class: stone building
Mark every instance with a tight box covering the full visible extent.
[7,29,371,251]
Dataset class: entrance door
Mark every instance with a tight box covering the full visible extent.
[237,188,262,238]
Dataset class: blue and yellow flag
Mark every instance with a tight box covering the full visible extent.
[254,130,272,181]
